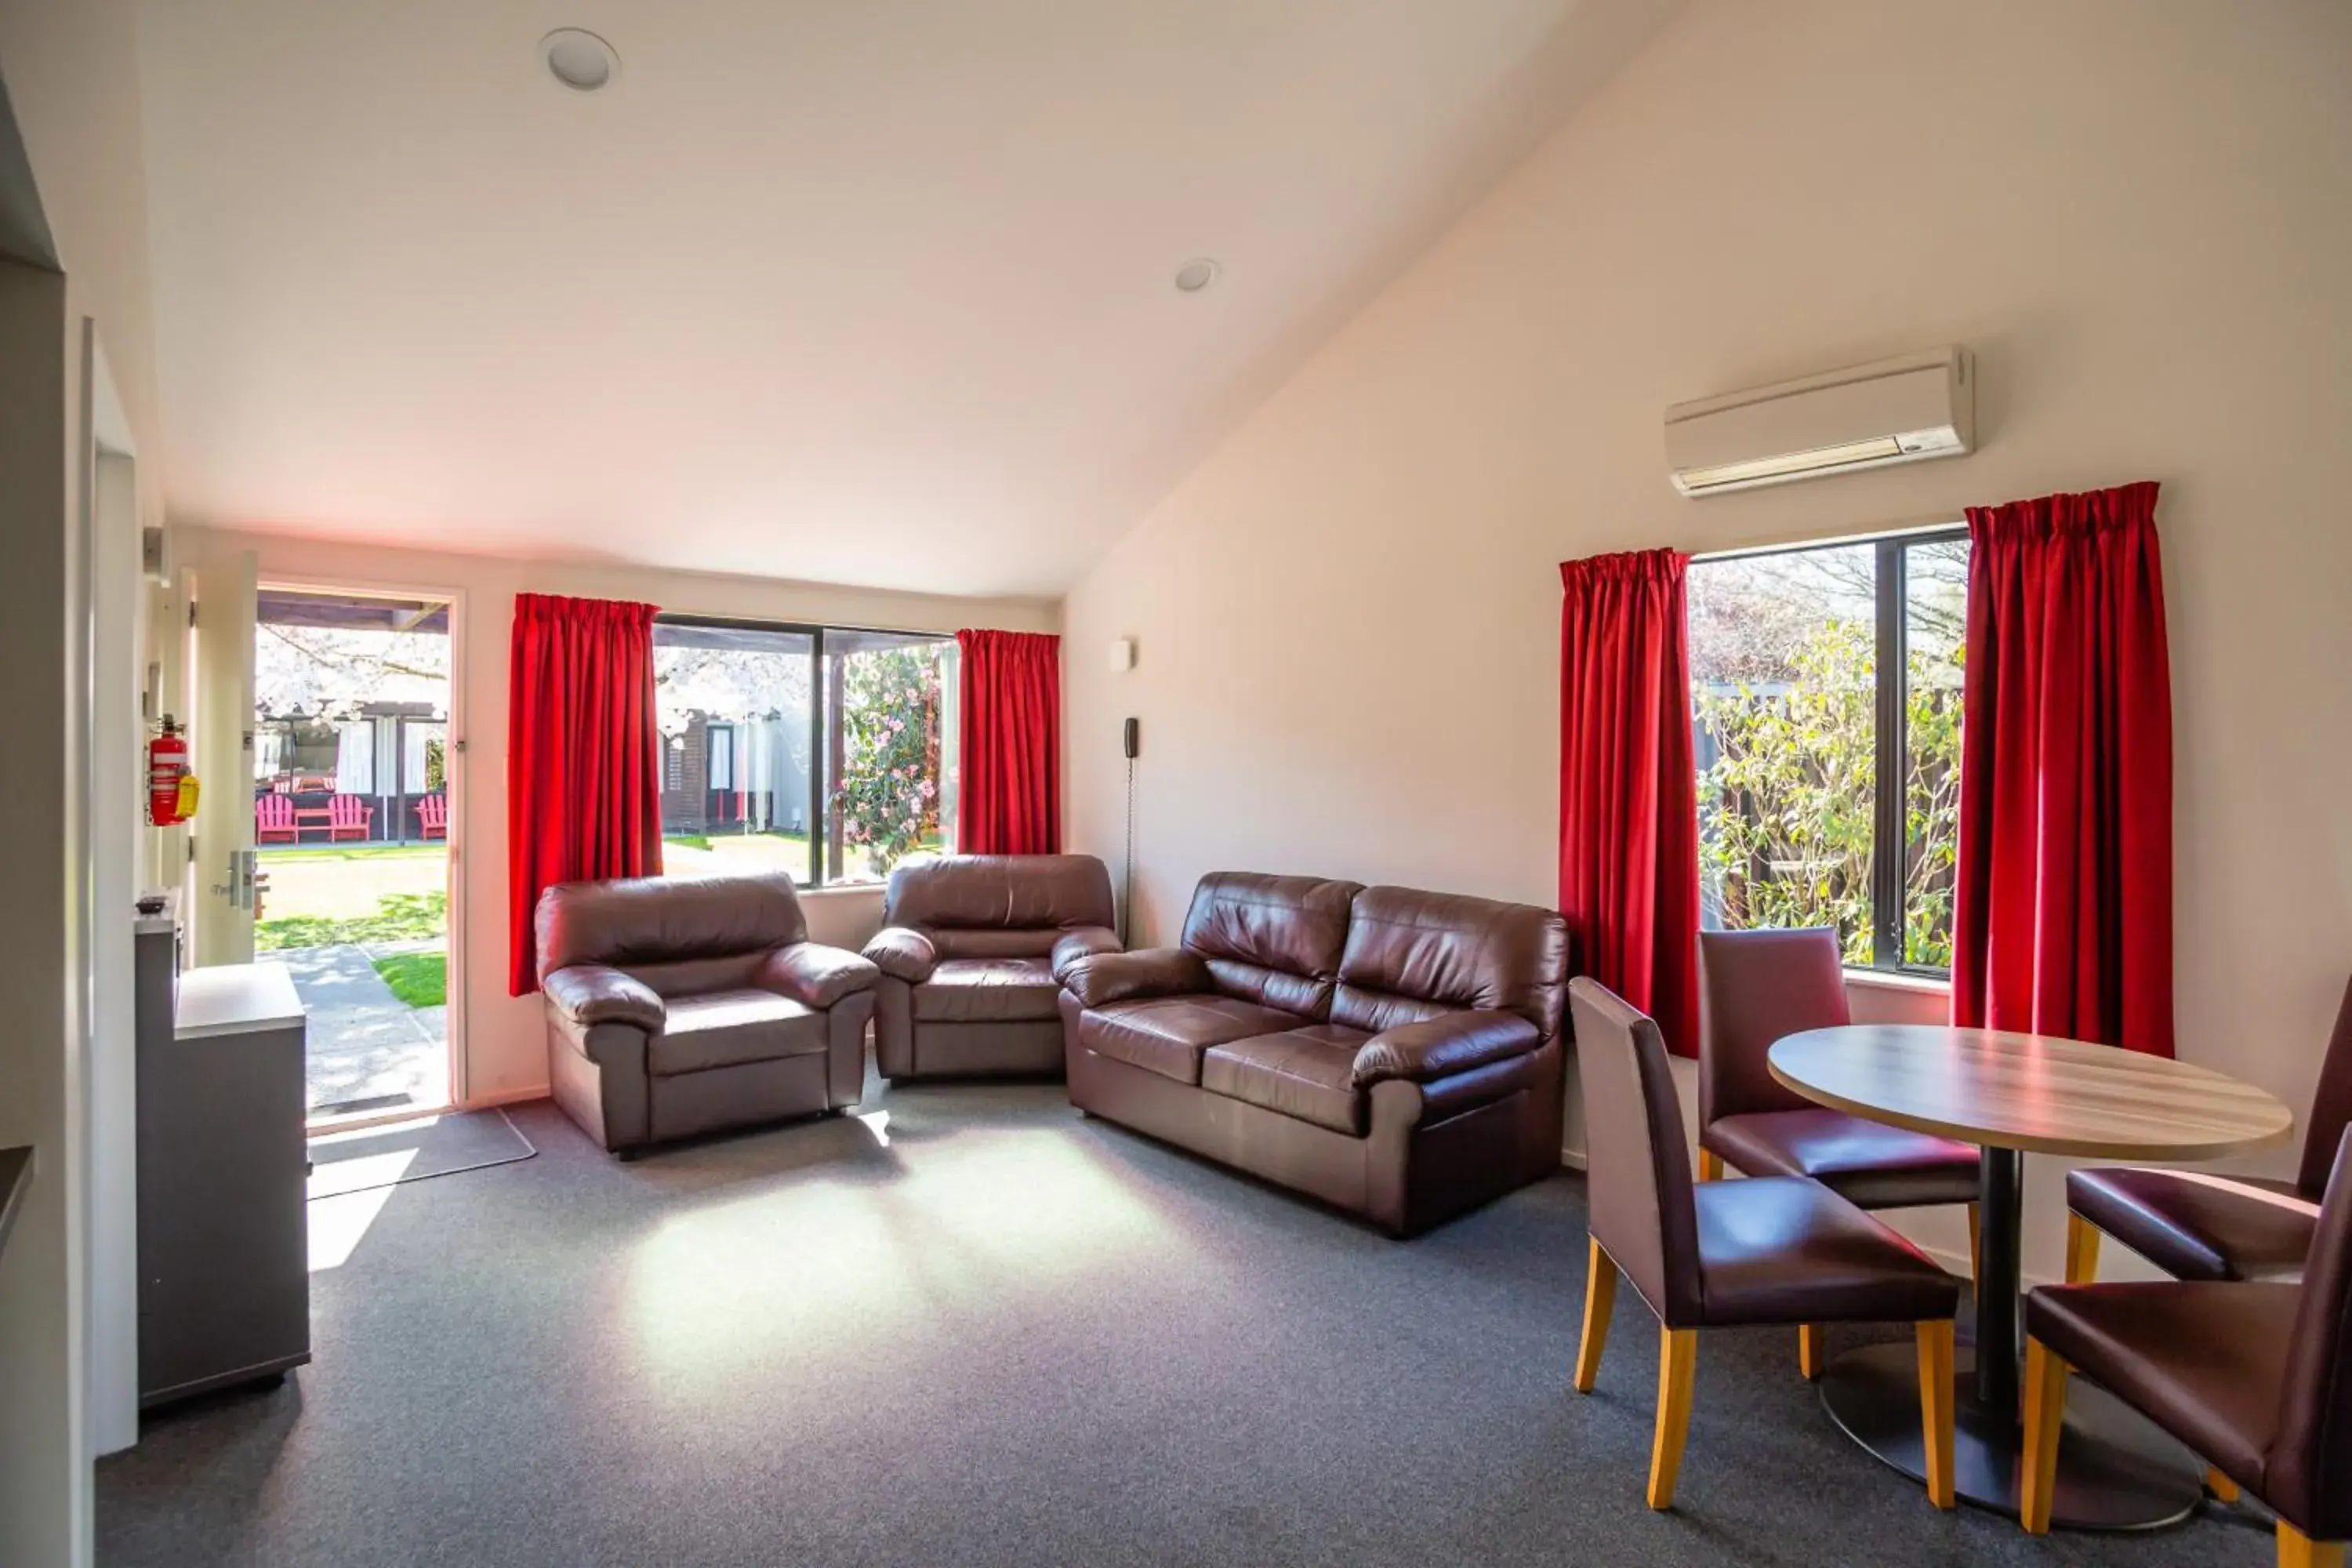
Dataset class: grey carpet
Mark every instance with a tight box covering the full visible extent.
[306,1109,535,1200]
[99,1076,2278,1568]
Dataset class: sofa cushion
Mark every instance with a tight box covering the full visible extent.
[1331,884,1570,1038]
[1202,1026,1372,1135]
[650,989,827,1076]
[1079,995,1306,1085]
[913,957,1063,1022]
[884,854,1117,933]
[1178,873,1363,1019]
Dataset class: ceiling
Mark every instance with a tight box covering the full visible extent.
[136,0,1678,597]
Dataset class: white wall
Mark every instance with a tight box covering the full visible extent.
[1063,0,2352,1284]
[0,0,168,1555]
[176,528,1055,1105]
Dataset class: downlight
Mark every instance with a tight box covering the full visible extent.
[539,29,619,93]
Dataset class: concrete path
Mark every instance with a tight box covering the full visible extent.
[275,942,448,1116]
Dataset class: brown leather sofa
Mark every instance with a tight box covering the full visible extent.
[862,855,1120,1080]
[1056,873,1570,1236]
[535,873,878,1156]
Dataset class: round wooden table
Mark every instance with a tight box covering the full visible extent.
[1769,1025,2294,1532]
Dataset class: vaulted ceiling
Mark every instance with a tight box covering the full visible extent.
[136,0,1677,596]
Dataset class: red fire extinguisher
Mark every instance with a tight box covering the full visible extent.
[148,717,194,826]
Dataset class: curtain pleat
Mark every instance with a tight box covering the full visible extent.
[956,630,1061,855]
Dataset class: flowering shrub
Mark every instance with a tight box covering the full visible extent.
[833,647,944,873]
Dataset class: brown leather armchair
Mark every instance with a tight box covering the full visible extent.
[862,855,1120,1080]
[535,873,878,1157]
[1058,873,1568,1236]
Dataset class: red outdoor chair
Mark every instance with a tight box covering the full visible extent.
[255,793,298,844]
[416,793,448,840]
[328,794,374,842]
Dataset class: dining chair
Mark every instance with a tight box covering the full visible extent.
[2064,975,2352,1288]
[1568,976,1961,1511]
[2021,1126,2352,1566]
[1697,928,1983,1376]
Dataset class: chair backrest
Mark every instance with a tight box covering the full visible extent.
[256,794,293,826]
[2296,977,2352,1200]
[418,793,448,829]
[536,872,808,991]
[330,793,368,825]
[1569,977,1702,1327]
[1179,873,1363,1020]
[1697,927,1850,1129]
[882,854,1115,960]
[2268,1126,2352,1540]
[1330,885,1570,1041]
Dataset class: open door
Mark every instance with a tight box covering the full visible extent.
[188,549,257,967]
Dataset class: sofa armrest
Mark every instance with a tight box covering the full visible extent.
[1050,925,1123,982]
[1352,1010,1541,1087]
[758,943,881,1010]
[543,963,666,1032]
[860,925,938,985]
[1061,948,1210,1009]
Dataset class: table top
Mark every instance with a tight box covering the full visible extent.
[1768,1024,2296,1160]
[176,961,307,1040]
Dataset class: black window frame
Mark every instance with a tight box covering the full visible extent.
[652,612,955,889]
[1690,523,1969,979]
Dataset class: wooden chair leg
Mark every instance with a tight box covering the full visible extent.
[1965,1202,1981,1281]
[1647,1327,1699,1511]
[2205,1465,2242,1504]
[1915,1319,1955,1508]
[2278,1523,2349,1568]
[1798,1323,1825,1381]
[2020,1337,2069,1534]
[1574,1236,1616,1395]
[2064,1214,2102,1285]
[1697,1147,1724,1181]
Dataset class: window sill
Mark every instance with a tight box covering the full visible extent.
[1842,967,1951,997]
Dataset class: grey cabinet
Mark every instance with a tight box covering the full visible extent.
[137,955,311,1408]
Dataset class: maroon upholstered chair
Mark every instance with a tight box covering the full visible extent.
[1569,978,1961,1512]
[2064,975,2352,1287]
[2022,1127,2352,1565]
[1697,928,1982,1374]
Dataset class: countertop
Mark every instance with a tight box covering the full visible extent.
[175,962,306,1040]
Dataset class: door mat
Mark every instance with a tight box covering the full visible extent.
[307,1109,535,1200]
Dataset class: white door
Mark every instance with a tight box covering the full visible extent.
[189,549,257,966]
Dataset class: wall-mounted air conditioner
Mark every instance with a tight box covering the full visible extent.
[1665,347,1973,497]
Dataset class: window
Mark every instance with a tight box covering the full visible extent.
[1687,528,1969,973]
[650,617,956,887]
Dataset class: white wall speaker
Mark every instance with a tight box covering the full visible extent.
[1108,637,1136,673]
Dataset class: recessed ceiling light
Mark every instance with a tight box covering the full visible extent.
[539,28,619,93]
[1174,258,1220,294]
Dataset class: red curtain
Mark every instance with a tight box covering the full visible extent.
[1559,550,1702,1057]
[1951,481,2173,1055]
[506,593,663,995]
[956,629,1061,855]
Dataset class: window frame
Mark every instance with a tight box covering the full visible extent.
[1690,522,1969,979]
[652,612,955,889]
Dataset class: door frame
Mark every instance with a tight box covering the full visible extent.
[255,573,470,1115]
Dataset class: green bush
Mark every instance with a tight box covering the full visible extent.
[833,647,943,875]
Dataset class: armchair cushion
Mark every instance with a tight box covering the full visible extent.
[1050,925,1123,981]
[757,943,880,1011]
[862,926,938,985]
[543,963,666,1033]
[1060,948,1212,1009]
[1351,1009,1539,1087]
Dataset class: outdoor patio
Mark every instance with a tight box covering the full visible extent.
[258,844,449,1119]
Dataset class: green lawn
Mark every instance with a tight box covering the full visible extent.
[372,951,447,1008]
[257,843,448,949]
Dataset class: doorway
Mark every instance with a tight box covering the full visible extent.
[249,586,460,1126]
